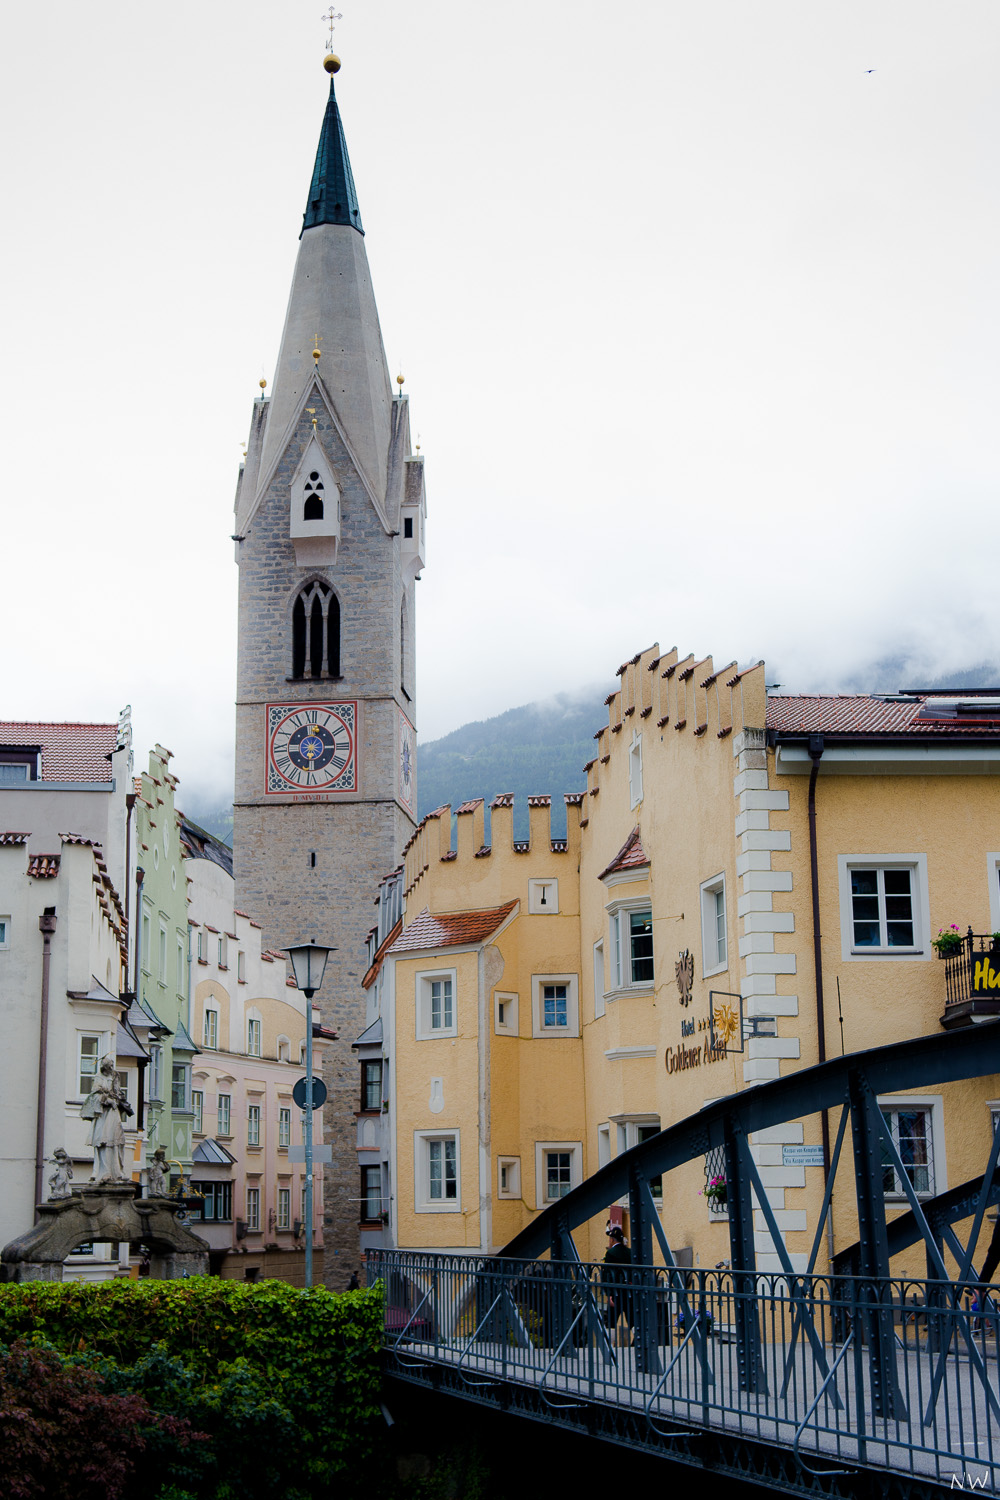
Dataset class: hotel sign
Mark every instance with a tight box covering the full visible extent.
[972,957,1000,995]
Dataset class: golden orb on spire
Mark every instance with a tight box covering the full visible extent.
[312,346,322,364]
[323,53,341,74]
[259,377,267,391]
[396,373,405,390]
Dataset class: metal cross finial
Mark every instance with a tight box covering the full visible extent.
[321,7,342,49]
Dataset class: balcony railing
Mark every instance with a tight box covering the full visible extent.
[941,930,1000,1029]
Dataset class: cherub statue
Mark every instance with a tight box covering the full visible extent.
[146,1147,169,1197]
[80,1056,134,1183]
[48,1147,73,1200]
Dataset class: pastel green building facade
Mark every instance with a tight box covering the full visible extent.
[135,745,195,1174]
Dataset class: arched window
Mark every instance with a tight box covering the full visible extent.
[303,470,324,521]
[291,581,341,680]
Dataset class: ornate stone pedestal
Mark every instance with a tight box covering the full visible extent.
[0,1184,209,1282]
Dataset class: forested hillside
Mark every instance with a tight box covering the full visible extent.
[415,689,608,837]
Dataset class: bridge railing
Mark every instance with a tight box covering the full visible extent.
[371,1249,1000,1490]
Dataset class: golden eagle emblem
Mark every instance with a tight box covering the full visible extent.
[712,1000,739,1049]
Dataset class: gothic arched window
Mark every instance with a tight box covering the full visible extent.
[291,581,341,680]
[303,470,325,521]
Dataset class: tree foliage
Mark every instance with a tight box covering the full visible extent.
[0,1281,383,1500]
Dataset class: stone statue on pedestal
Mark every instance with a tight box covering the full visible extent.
[147,1148,169,1198]
[80,1057,134,1183]
[47,1149,73,1200]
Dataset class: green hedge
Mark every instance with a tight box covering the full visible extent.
[0,1279,383,1500]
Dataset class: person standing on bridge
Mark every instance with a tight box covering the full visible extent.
[602,1224,633,1343]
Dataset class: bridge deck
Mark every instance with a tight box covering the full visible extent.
[375,1257,1000,1495]
[390,1331,999,1489]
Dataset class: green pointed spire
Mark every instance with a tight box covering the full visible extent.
[302,70,364,237]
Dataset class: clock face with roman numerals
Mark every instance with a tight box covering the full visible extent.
[265,702,357,794]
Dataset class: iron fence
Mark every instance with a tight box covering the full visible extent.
[370,1249,1000,1491]
[943,931,1000,1015]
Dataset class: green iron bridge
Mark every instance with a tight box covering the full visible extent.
[370,1027,1000,1499]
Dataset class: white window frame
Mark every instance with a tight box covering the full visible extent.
[414,1129,461,1213]
[534,1141,582,1209]
[877,1094,944,1200]
[237,950,247,984]
[158,924,167,984]
[497,1156,521,1199]
[528,878,559,915]
[837,855,930,962]
[171,1062,190,1113]
[245,1185,260,1232]
[141,911,151,976]
[988,854,1000,936]
[203,1008,218,1050]
[700,874,729,978]
[628,730,643,809]
[78,1033,103,1097]
[276,1186,291,1230]
[415,968,457,1040]
[0,915,9,949]
[613,1115,663,1198]
[247,1103,261,1148]
[148,1044,163,1101]
[593,940,606,1019]
[597,1124,611,1170]
[176,938,185,996]
[606,899,654,996]
[531,973,580,1038]
[247,1014,262,1057]
[278,1106,291,1148]
[217,1092,231,1136]
[192,1089,204,1135]
[494,991,519,1036]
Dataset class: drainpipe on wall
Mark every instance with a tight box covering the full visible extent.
[34,907,57,1214]
[807,735,834,1259]
[133,867,146,1134]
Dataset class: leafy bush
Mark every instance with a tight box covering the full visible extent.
[0,1281,383,1499]
[0,1340,201,1500]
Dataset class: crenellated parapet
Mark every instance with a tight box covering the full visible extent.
[584,643,767,803]
[401,793,584,904]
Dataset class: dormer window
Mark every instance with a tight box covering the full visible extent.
[0,748,40,784]
[291,439,340,565]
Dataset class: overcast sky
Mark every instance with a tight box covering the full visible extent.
[2,3,998,806]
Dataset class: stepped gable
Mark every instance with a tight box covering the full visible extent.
[585,645,766,805]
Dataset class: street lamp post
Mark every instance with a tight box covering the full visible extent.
[284,941,333,1289]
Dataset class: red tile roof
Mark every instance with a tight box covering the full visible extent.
[389,902,518,955]
[598,827,649,881]
[0,832,30,845]
[28,854,60,879]
[766,694,1000,738]
[0,722,118,782]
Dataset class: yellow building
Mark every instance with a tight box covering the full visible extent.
[364,647,1000,1275]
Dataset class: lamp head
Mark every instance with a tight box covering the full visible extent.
[284,941,335,996]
